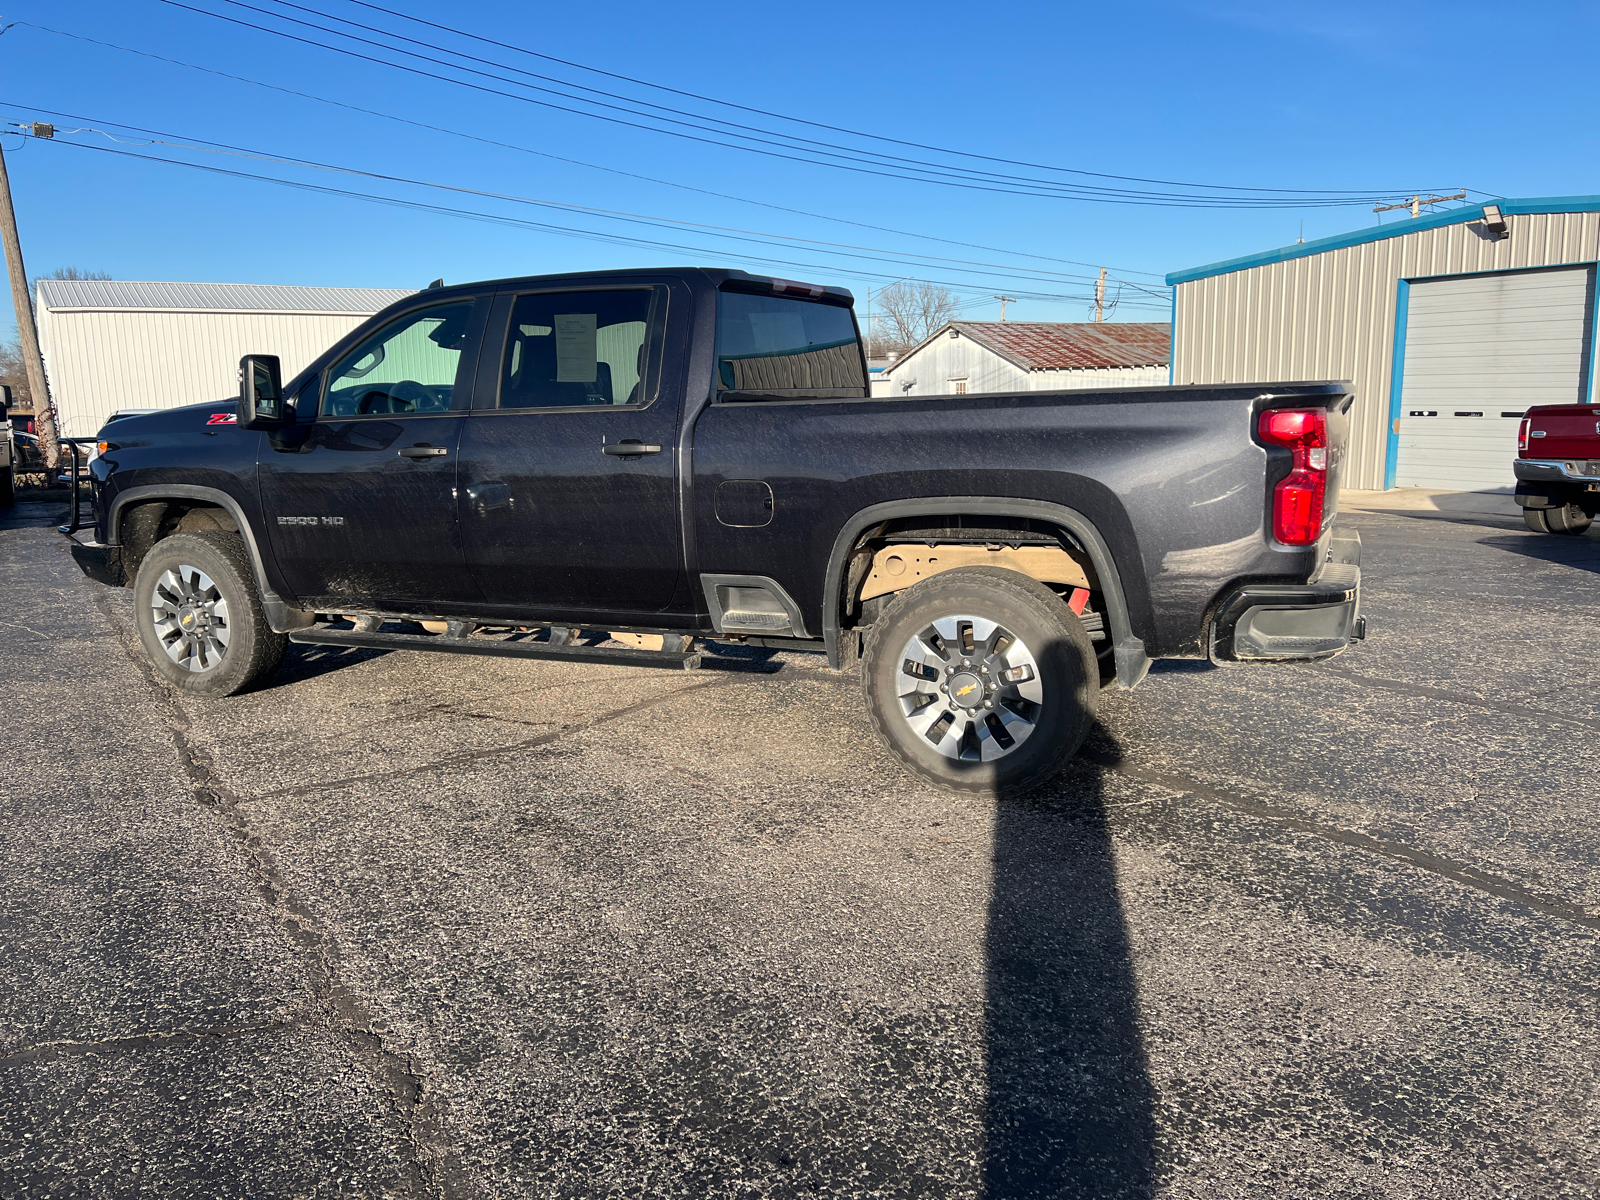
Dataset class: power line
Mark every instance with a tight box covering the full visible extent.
[4,106,1168,299]
[300,0,1451,201]
[27,135,1167,309]
[11,21,1165,279]
[153,0,1445,209]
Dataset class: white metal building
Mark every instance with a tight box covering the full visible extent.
[881,321,1170,398]
[37,280,415,437]
[1168,197,1600,491]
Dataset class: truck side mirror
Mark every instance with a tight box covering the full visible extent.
[0,383,11,422]
[239,354,284,428]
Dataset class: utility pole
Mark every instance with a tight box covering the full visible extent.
[993,295,1017,322]
[1094,268,1106,324]
[0,127,57,468]
[1374,191,1466,219]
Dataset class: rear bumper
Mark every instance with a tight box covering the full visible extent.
[67,537,125,587]
[1513,458,1600,507]
[1514,458,1600,484]
[1209,526,1363,663]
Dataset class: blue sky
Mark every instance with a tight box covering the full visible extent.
[1,0,1595,333]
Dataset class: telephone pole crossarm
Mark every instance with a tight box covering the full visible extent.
[1373,191,1468,218]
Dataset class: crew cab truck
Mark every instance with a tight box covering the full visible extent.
[1515,405,1600,535]
[67,268,1363,794]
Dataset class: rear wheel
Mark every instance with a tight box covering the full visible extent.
[133,531,286,695]
[1524,503,1592,535]
[0,461,13,507]
[861,567,1096,795]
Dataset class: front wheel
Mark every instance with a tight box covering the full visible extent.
[133,530,287,695]
[1524,503,1592,535]
[861,567,1096,795]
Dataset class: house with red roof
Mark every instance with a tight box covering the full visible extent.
[878,321,1170,398]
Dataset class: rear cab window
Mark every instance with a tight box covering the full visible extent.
[715,290,866,400]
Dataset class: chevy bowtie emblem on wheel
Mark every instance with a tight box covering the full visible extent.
[956,683,977,698]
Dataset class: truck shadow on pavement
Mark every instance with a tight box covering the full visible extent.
[1479,530,1600,576]
[985,719,1156,1199]
[0,499,71,530]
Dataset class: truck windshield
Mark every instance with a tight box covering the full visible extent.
[716,291,865,398]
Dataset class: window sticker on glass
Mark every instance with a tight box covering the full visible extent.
[555,313,597,383]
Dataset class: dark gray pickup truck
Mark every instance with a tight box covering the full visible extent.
[69,267,1363,793]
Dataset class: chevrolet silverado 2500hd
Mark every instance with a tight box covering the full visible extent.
[66,268,1363,793]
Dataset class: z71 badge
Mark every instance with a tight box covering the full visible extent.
[206,413,238,425]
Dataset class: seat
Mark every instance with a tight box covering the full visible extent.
[504,333,614,407]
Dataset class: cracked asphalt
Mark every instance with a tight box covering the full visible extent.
[1,498,1596,1198]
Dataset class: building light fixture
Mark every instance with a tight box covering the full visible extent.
[1481,204,1509,239]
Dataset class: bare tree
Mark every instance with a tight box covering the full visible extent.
[0,336,29,410]
[30,265,111,306]
[874,281,959,353]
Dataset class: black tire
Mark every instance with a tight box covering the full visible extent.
[1525,504,1591,535]
[0,462,13,508]
[133,530,287,695]
[861,567,1096,795]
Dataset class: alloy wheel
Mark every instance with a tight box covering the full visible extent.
[151,564,231,673]
[895,614,1043,762]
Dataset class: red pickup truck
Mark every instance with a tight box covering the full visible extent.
[1515,406,1600,535]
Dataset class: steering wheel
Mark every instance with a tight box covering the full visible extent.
[389,380,435,410]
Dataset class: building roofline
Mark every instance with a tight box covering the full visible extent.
[40,307,390,317]
[1165,195,1600,286]
[885,319,1170,374]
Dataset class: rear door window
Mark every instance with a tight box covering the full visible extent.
[716,291,865,398]
[496,289,662,409]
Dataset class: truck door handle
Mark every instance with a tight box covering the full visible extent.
[399,444,449,458]
[603,441,662,456]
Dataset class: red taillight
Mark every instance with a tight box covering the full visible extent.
[1258,407,1328,545]
[1517,418,1530,453]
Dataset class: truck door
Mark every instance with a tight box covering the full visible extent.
[456,283,685,616]
[258,296,489,608]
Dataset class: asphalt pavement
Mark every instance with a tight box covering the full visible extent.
[1,497,1596,1199]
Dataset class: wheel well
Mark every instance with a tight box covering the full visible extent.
[841,516,1100,626]
[118,500,239,582]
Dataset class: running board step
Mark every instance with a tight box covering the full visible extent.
[288,628,703,670]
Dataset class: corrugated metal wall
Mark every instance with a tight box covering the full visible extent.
[884,334,1166,396]
[38,310,374,437]
[1172,210,1600,490]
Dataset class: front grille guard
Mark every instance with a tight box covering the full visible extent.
[57,438,92,535]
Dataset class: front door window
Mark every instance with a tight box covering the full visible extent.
[322,301,477,418]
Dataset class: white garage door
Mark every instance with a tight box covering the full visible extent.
[1394,266,1594,490]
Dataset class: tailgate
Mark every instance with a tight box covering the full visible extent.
[1523,404,1600,461]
